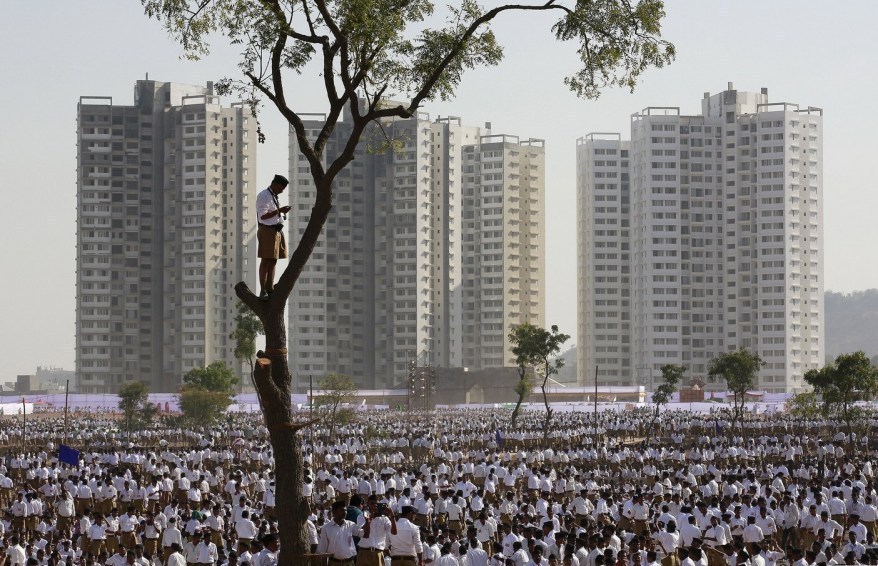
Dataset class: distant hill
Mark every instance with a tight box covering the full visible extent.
[825,290,878,359]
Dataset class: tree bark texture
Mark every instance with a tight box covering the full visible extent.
[541,375,552,442]
[511,395,524,429]
[252,310,310,561]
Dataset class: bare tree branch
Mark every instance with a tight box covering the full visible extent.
[406,2,573,115]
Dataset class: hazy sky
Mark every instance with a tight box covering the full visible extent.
[1,0,876,381]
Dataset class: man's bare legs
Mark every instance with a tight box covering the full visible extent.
[259,258,278,297]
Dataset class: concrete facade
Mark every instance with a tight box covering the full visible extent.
[287,110,545,389]
[76,79,256,393]
[577,84,824,393]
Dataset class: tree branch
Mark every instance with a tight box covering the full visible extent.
[262,0,325,44]
[254,357,282,400]
[300,0,317,38]
[234,282,267,319]
[311,0,342,39]
[405,2,573,114]
[243,70,324,185]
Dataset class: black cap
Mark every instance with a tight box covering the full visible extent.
[272,174,289,186]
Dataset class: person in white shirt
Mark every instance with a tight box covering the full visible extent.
[5,536,26,566]
[654,520,681,559]
[842,530,866,561]
[193,530,219,566]
[436,543,460,566]
[467,538,489,566]
[742,515,764,555]
[317,500,358,562]
[502,524,521,558]
[254,534,280,566]
[255,174,291,298]
[235,509,258,544]
[166,542,187,566]
[358,495,393,566]
[388,506,424,565]
[161,517,184,564]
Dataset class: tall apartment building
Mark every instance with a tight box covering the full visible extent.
[76,79,256,393]
[461,135,546,370]
[577,84,823,393]
[288,110,545,389]
[576,134,632,385]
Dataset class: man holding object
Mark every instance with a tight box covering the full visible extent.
[256,174,291,298]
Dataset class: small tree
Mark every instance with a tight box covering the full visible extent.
[117,381,158,440]
[509,323,569,440]
[707,348,764,432]
[313,374,358,442]
[509,323,540,428]
[511,371,534,429]
[651,364,685,430]
[805,351,878,435]
[231,301,265,391]
[178,362,239,428]
[184,361,240,392]
[786,391,822,435]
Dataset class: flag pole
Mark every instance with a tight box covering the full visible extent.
[63,379,70,445]
[21,397,26,453]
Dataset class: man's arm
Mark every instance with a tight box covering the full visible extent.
[388,509,397,535]
[316,525,328,554]
[256,190,290,221]
[260,206,290,221]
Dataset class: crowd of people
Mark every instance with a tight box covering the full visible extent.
[0,406,874,566]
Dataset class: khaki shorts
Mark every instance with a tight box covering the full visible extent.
[257,224,288,259]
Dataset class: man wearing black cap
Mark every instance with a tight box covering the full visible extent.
[256,174,291,298]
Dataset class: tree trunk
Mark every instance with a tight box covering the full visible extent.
[232,176,333,561]
[843,401,851,437]
[541,376,552,442]
[511,391,525,429]
[329,404,337,443]
[732,393,740,433]
[254,310,310,560]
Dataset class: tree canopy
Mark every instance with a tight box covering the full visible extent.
[183,361,239,392]
[231,301,264,367]
[805,351,878,434]
[178,362,239,427]
[313,373,358,441]
[509,323,570,438]
[651,363,684,426]
[231,301,265,388]
[707,348,764,431]
[117,381,158,437]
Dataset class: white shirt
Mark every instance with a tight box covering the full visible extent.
[317,519,357,560]
[235,518,258,539]
[5,545,26,566]
[358,514,392,550]
[256,188,283,226]
[388,517,422,557]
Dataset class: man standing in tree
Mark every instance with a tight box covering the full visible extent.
[256,174,291,299]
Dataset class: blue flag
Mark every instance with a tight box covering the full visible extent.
[495,430,503,448]
[58,445,79,466]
